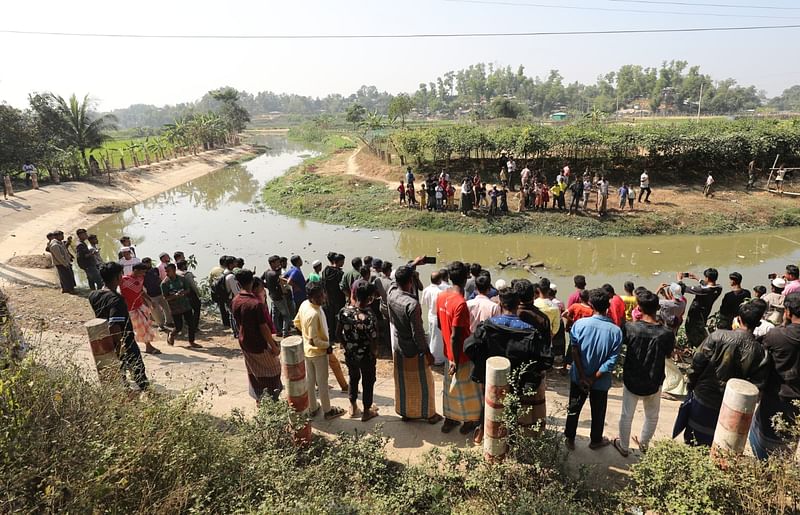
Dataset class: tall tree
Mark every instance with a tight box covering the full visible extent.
[29,93,117,172]
[388,94,414,128]
[345,103,366,129]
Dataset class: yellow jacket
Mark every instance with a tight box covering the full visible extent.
[293,299,330,357]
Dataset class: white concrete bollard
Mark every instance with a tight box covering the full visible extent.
[712,378,759,458]
[280,336,312,444]
[484,356,511,461]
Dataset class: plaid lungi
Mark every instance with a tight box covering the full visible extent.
[443,360,483,422]
[393,352,437,419]
[130,305,156,345]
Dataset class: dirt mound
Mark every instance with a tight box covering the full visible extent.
[7,254,53,269]
[81,200,134,215]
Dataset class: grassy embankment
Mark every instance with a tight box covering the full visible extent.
[263,144,800,239]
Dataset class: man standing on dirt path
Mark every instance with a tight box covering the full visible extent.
[506,156,517,191]
[49,230,76,294]
[638,170,651,203]
[747,159,757,191]
[564,288,622,451]
[75,228,103,290]
[438,261,483,435]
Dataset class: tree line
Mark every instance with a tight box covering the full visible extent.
[390,118,800,175]
[0,88,250,180]
[105,61,800,128]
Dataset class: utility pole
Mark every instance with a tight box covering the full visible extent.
[697,83,704,120]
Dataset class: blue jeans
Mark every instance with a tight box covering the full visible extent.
[271,297,293,336]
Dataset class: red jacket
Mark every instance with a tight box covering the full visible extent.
[609,295,626,327]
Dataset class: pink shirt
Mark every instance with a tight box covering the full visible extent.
[567,289,583,308]
[466,294,501,333]
[784,280,800,296]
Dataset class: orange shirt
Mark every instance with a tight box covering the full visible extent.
[567,303,593,323]
[436,290,471,364]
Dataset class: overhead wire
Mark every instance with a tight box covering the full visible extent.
[609,0,800,11]
[443,0,800,19]
[1,24,799,40]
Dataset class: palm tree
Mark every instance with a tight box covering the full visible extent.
[44,94,118,172]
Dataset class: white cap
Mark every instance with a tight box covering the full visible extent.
[669,282,684,299]
[495,279,507,290]
[120,246,131,253]
[550,283,558,291]
[773,278,787,289]
[312,259,322,268]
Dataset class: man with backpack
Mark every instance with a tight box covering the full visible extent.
[211,256,240,335]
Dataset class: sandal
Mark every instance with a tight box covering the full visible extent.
[324,407,345,420]
[473,426,484,445]
[613,438,629,457]
[361,407,379,422]
[145,347,162,355]
[460,421,480,435]
[589,437,612,450]
[633,435,648,454]
[167,331,175,346]
[188,342,203,349]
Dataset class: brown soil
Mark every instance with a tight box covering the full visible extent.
[7,255,53,269]
[80,199,135,215]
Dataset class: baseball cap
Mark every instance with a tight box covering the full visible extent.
[312,259,322,267]
[669,282,684,300]
[772,278,787,289]
[495,279,507,290]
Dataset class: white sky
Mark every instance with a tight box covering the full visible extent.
[2,0,800,110]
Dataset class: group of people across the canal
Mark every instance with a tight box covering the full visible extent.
[48,225,800,460]
[398,160,655,217]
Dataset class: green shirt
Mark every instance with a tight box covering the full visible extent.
[160,276,191,314]
[308,272,321,282]
[340,268,361,294]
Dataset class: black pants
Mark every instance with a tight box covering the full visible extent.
[569,193,581,213]
[638,186,651,202]
[189,293,201,328]
[217,299,230,327]
[346,353,377,410]
[564,382,608,444]
[173,311,197,343]
[120,336,149,390]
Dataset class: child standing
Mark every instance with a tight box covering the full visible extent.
[397,181,406,204]
[627,183,635,210]
[407,182,416,207]
[499,187,508,213]
[704,172,715,197]
[419,182,427,208]
[489,185,498,215]
[618,183,628,210]
[447,182,456,210]
[435,183,444,211]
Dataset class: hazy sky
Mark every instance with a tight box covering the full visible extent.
[2,0,800,110]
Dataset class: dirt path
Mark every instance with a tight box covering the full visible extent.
[0,146,256,284]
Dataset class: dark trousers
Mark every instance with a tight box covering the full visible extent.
[272,297,294,336]
[83,265,103,290]
[638,186,651,202]
[346,353,377,410]
[217,299,230,327]
[189,293,201,329]
[569,193,581,213]
[56,264,76,292]
[173,311,197,343]
[564,382,608,444]
[120,337,149,390]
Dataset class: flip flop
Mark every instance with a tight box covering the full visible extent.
[145,348,162,355]
[324,407,345,420]
[632,435,647,453]
[613,438,630,457]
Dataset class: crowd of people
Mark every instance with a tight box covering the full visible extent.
[398,160,657,217]
[45,228,800,458]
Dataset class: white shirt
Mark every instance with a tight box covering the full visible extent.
[706,175,714,186]
[640,172,649,189]
[225,271,241,297]
[421,284,443,320]
[119,257,141,276]
[777,169,787,181]
[507,160,516,172]
[467,294,501,333]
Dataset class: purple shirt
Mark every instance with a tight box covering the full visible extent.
[567,289,583,308]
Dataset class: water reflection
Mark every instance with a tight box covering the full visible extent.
[90,134,800,294]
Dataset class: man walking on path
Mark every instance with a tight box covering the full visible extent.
[48,230,76,294]
[89,262,149,390]
[638,170,651,203]
[75,228,103,290]
[294,281,345,420]
[614,290,674,457]
[564,289,622,450]
[161,263,201,349]
[389,265,442,424]
[438,261,483,435]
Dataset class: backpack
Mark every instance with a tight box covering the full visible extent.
[212,271,230,303]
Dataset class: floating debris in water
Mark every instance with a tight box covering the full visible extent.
[651,250,661,254]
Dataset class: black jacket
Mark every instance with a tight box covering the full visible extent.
[688,329,769,409]
[464,320,553,393]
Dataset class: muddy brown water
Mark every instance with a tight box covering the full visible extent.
[90,134,800,298]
